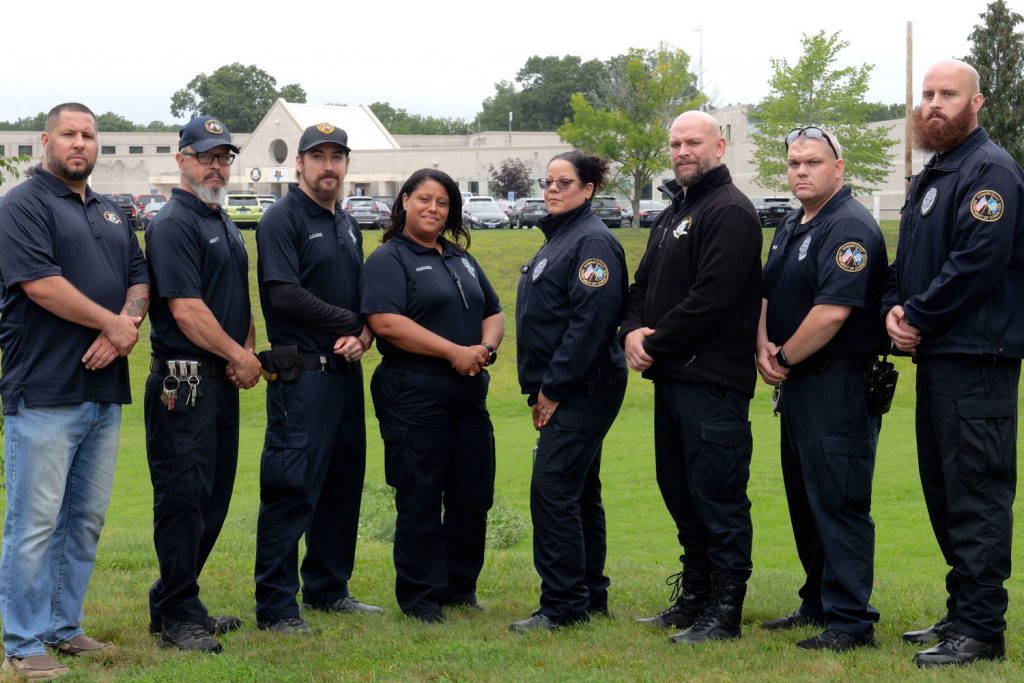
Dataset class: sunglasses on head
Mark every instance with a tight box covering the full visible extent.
[785,127,841,159]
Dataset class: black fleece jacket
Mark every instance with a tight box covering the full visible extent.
[620,165,762,397]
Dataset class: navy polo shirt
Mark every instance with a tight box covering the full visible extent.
[257,184,363,351]
[146,188,251,358]
[763,187,888,359]
[360,231,501,360]
[0,166,149,413]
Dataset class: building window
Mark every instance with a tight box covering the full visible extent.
[18,145,32,156]
[270,139,288,164]
[0,145,5,157]
[101,146,116,155]
[468,181,479,195]
[156,146,171,154]
[129,146,143,154]
[725,124,732,142]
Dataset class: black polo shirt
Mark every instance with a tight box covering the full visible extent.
[257,184,363,351]
[763,187,888,360]
[146,188,251,358]
[360,231,501,361]
[0,166,148,413]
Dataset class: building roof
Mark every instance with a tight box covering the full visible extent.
[270,100,400,150]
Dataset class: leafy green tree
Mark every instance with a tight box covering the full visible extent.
[170,63,307,133]
[0,112,47,131]
[476,56,604,131]
[965,0,1024,163]
[95,112,137,132]
[369,102,472,135]
[750,31,896,195]
[488,158,533,200]
[558,45,701,228]
[864,102,906,122]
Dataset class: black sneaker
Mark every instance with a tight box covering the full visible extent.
[406,611,445,624]
[902,617,953,645]
[302,596,383,615]
[913,631,1005,668]
[256,616,313,634]
[509,613,560,634]
[149,613,242,636]
[160,617,222,653]
[797,628,879,651]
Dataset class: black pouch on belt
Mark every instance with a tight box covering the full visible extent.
[268,345,301,383]
[866,355,898,416]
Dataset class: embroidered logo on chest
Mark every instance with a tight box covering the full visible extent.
[672,217,692,238]
[461,257,477,279]
[102,210,121,224]
[797,235,812,261]
[532,258,548,282]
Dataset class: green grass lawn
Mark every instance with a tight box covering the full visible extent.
[2,223,1023,681]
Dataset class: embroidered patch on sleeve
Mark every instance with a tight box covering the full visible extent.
[970,190,1004,222]
[835,242,867,273]
[578,258,609,287]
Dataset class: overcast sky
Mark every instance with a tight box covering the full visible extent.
[1,0,1016,126]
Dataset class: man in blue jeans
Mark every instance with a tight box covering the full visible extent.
[0,102,150,679]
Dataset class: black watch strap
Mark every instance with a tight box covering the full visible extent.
[776,348,791,368]
[483,343,497,366]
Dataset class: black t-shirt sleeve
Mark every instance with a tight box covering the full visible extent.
[257,208,302,286]
[814,221,881,309]
[0,192,62,286]
[360,246,408,315]
[149,214,203,298]
[469,253,502,317]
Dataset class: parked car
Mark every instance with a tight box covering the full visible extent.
[342,196,390,229]
[258,197,276,211]
[638,200,668,228]
[619,200,633,225]
[463,198,509,229]
[136,193,168,216]
[104,193,139,228]
[223,193,264,228]
[510,197,547,228]
[750,197,795,228]
[592,195,624,228]
[137,200,166,230]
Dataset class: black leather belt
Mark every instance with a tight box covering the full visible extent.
[381,355,458,376]
[151,357,227,379]
[787,356,872,380]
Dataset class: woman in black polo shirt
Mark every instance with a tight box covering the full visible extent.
[361,168,504,623]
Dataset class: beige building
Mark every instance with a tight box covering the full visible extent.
[0,101,922,219]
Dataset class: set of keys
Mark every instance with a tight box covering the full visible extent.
[159,360,202,412]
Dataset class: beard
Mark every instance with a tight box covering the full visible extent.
[675,156,714,188]
[306,171,342,205]
[912,103,976,153]
[182,162,227,205]
[44,149,95,182]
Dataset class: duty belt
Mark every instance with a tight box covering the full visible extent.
[381,355,459,376]
[787,356,872,380]
[150,357,226,380]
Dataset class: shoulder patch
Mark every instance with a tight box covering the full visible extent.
[102,210,122,224]
[579,258,609,287]
[970,190,1004,222]
[835,242,867,273]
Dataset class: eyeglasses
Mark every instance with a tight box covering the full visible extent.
[538,178,583,191]
[785,127,841,159]
[182,151,236,166]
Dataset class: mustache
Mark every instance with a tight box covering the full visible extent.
[204,170,225,182]
[317,171,339,182]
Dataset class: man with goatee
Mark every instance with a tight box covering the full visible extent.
[145,116,262,653]
[253,124,380,634]
[885,58,1024,668]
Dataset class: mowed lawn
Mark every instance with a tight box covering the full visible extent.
[2,222,1023,682]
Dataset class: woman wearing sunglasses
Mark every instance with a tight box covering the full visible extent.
[510,151,628,632]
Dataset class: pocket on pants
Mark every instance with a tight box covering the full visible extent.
[379,423,412,488]
[149,433,199,511]
[694,421,752,498]
[819,436,874,512]
[956,399,1016,480]
[261,429,311,496]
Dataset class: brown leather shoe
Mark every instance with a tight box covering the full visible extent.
[3,654,70,679]
[49,634,113,656]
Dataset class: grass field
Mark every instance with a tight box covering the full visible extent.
[2,223,1023,681]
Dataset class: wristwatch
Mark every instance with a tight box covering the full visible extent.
[775,347,791,369]
[483,343,497,366]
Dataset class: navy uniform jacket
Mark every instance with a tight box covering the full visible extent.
[146,188,251,358]
[257,184,363,352]
[516,202,627,402]
[764,186,888,360]
[0,166,148,413]
[884,127,1024,358]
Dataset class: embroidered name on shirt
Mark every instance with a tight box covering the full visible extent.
[309,232,324,240]
[209,236,220,244]
[416,265,433,272]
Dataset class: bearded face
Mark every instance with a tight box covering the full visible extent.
[912,100,976,153]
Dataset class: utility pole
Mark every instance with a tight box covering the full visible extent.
[905,21,913,194]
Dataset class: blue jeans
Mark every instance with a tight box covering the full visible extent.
[0,400,120,658]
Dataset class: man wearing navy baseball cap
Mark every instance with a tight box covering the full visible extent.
[144,115,261,653]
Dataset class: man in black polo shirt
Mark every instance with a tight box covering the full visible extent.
[757,127,887,651]
[144,116,262,654]
[253,123,380,633]
[0,102,149,680]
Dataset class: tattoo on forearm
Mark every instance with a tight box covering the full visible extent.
[126,297,148,318]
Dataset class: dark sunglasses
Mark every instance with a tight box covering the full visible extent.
[785,127,841,159]
[538,178,583,191]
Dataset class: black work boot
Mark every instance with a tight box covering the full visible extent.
[159,616,222,653]
[669,576,745,644]
[637,565,710,629]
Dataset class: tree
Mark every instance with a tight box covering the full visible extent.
[558,45,702,228]
[488,158,533,200]
[749,31,896,195]
[170,63,307,133]
[368,102,472,135]
[864,102,906,122]
[95,112,137,132]
[965,0,1024,163]
[0,112,47,131]
[475,55,604,131]
[0,155,30,187]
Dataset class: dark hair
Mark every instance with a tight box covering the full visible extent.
[383,168,470,250]
[550,151,610,193]
[45,102,96,133]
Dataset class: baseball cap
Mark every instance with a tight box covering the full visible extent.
[299,123,350,153]
[179,116,239,153]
